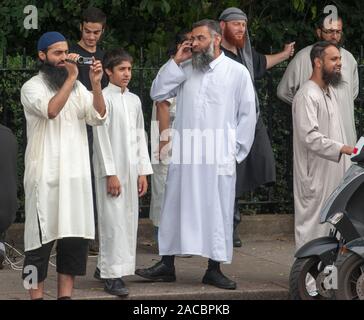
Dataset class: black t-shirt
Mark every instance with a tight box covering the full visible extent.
[69,43,108,90]
[221,46,267,81]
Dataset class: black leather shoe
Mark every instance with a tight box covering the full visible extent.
[202,269,237,290]
[233,228,242,248]
[94,267,103,281]
[135,261,176,282]
[104,278,129,296]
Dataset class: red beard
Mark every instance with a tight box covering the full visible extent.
[223,26,245,49]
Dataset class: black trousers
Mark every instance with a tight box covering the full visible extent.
[22,238,89,283]
[233,198,241,229]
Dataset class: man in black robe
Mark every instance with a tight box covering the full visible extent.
[219,7,295,247]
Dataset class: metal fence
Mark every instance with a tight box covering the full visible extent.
[1,48,364,221]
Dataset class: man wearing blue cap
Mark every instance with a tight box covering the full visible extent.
[20,31,107,300]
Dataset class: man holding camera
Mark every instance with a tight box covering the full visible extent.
[70,7,109,254]
[70,7,108,90]
[20,31,107,300]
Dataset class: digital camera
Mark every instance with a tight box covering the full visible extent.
[76,56,93,65]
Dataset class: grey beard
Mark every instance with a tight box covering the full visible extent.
[322,69,342,87]
[192,41,215,71]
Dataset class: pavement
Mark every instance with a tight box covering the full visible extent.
[0,229,295,300]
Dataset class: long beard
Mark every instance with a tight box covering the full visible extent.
[39,61,71,92]
[223,26,245,49]
[322,68,342,87]
[191,41,215,72]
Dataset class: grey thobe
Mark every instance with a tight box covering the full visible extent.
[292,80,350,250]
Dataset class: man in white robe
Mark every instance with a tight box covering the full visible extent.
[292,41,354,250]
[136,19,256,290]
[92,48,153,296]
[20,32,107,300]
[278,14,359,147]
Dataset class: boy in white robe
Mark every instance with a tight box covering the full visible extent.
[93,48,153,296]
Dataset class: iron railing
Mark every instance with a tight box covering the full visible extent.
[1,47,364,220]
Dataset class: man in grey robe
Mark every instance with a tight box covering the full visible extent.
[292,41,354,250]
[135,19,256,290]
[278,13,359,147]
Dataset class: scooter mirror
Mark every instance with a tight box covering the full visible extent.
[351,136,364,163]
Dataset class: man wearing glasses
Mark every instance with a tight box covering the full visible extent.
[277,13,359,147]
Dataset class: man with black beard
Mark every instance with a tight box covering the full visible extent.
[20,32,107,300]
[292,41,354,250]
[135,20,256,290]
[278,13,359,147]
[219,7,295,248]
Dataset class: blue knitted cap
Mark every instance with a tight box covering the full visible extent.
[37,32,66,51]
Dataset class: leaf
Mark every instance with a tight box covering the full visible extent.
[162,0,171,14]
[147,1,155,15]
[311,5,317,19]
[140,0,148,10]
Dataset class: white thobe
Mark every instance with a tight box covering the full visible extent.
[20,74,107,251]
[151,53,256,263]
[292,80,350,250]
[93,83,153,278]
[277,45,359,146]
[149,98,176,227]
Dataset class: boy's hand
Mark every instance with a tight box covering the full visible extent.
[138,175,148,197]
[107,175,121,197]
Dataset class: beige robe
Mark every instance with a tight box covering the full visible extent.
[292,80,350,250]
[278,45,359,147]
